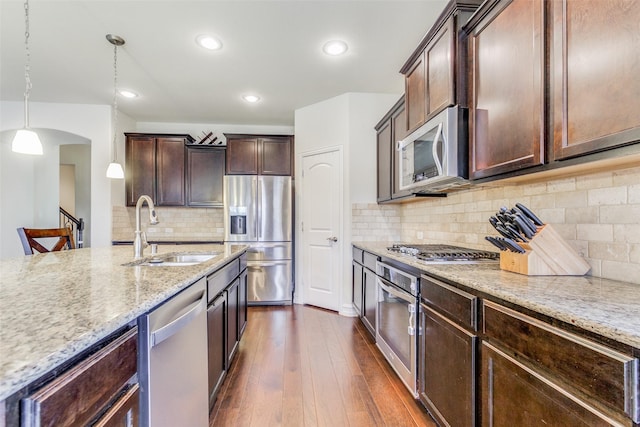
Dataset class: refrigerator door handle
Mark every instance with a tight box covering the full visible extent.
[257,176,262,240]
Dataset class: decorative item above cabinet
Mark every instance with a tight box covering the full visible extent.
[399,0,482,135]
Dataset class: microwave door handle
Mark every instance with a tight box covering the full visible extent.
[432,122,444,176]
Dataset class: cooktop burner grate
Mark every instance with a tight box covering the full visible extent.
[387,243,499,263]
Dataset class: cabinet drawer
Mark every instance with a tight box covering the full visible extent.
[207,258,240,300]
[483,301,638,420]
[421,275,477,330]
[352,247,363,264]
[363,251,378,271]
[93,384,139,427]
[22,328,138,427]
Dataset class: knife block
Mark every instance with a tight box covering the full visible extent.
[499,224,591,276]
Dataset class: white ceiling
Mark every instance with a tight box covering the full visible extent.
[0,0,448,126]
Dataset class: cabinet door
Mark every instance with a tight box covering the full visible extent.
[186,147,225,207]
[468,0,544,179]
[226,137,258,174]
[156,137,185,206]
[238,269,247,338]
[226,278,240,366]
[405,53,426,133]
[481,342,617,427]
[352,261,363,316]
[207,294,226,408]
[426,19,455,119]
[22,329,137,427]
[260,137,292,176]
[125,136,156,206]
[376,119,393,203]
[551,0,640,160]
[391,104,412,199]
[362,268,377,339]
[420,304,476,427]
[93,384,139,427]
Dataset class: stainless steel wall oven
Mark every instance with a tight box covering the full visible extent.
[375,261,420,398]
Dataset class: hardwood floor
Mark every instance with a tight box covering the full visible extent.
[209,304,436,427]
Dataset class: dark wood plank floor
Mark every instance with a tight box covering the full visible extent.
[210,304,437,427]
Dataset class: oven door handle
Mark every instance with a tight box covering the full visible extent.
[376,277,414,303]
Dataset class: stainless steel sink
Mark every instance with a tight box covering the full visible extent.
[127,252,219,267]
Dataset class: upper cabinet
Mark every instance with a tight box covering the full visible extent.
[400,0,482,134]
[550,0,640,160]
[126,133,225,208]
[376,97,411,203]
[125,133,192,206]
[186,146,225,207]
[466,0,545,180]
[225,134,293,176]
[464,0,640,180]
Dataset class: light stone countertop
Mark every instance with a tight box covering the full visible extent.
[0,243,247,401]
[354,242,640,350]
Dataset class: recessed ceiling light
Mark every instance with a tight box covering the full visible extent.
[322,40,348,56]
[196,34,223,51]
[243,94,260,103]
[119,90,138,98]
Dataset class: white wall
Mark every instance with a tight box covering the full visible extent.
[294,92,400,315]
[0,101,116,258]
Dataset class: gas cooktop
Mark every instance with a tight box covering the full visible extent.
[387,243,499,263]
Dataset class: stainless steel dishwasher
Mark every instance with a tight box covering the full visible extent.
[138,277,208,427]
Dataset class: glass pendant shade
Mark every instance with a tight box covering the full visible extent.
[106,161,125,179]
[12,129,43,155]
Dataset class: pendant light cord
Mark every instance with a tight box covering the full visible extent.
[23,0,32,128]
[111,42,119,162]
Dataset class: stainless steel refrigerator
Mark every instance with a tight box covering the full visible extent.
[224,175,293,304]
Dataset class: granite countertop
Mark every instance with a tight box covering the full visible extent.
[354,242,640,350]
[0,243,247,401]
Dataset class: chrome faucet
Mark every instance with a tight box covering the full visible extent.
[134,195,159,259]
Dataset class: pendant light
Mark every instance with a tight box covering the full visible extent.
[12,0,43,155]
[105,34,125,179]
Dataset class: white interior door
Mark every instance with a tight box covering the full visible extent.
[300,147,342,311]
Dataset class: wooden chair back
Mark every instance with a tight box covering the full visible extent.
[17,227,76,255]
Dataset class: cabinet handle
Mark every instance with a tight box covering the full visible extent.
[327,236,338,242]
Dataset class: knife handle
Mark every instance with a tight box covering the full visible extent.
[515,203,545,226]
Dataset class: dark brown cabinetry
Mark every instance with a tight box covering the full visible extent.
[186,146,225,207]
[466,0,545,180]
[225,134,293,176]
[376,98,411,203]
[481,300,638,426]
[21,328,138,426]
[125,133,193,206]
[400,0,481,133]
[206,255,248,409]
[420,276,477,427]
[351,246,378,339]
[550,0,640,160]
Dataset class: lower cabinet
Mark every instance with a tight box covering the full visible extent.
[481,342,616,427]
[481,300,638,426]
[206,255,248,410]
[420,305,476,427]
[362,267,377,339]
[207,292,227,409]
[21,328,138,426]
[352,246,378,340]
[420,275,478,427]
[226,278,240,365]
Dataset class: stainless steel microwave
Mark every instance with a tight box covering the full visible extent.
[397,106,469,193]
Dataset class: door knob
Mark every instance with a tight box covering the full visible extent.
[327,236,338,243]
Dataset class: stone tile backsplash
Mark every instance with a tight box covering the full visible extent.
[112,206,224,242]
[352,165,640,285]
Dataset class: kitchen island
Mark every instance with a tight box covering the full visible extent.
[0,243,246,422]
